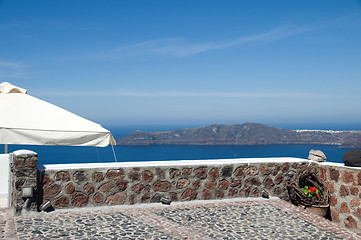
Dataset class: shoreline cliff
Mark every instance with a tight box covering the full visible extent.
[116,123,361,148]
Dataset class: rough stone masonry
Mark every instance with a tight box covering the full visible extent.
[10,152,361,235]
[41,160,318,209]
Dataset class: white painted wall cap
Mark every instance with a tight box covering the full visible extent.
[13,149,37,156]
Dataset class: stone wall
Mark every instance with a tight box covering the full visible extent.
[319,163,361,234]
[11,151,40,215]
[40,159,318,209]
[10,154,361,234]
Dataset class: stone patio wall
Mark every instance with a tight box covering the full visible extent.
[11,153,361,234]
[319,163,361,234]
[11,151,41,215]
[40,159,318,209]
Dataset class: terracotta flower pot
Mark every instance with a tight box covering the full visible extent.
[303,204,329,218]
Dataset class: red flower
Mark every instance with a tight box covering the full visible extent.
[317,194,320,197]
[309,187,316,192]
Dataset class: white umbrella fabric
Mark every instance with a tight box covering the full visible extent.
[0,82,116,149]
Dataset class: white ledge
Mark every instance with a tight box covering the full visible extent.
[13,149,37,157]
[318,161,361,170]
[41,157,309,170]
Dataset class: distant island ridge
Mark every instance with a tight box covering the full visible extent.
[116,123,361,148]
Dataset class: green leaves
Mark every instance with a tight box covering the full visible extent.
[301,186,309,195]
[300,185,320,199]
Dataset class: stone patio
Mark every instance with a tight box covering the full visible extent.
[1,198,361,240]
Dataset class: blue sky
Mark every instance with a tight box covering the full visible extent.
[1,1,361,128]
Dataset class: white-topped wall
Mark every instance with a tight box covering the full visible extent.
[40,157,317,210]
[42,157,309,170]
[0,154,10,207]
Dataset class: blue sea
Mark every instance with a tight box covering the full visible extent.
[4,123,361,165]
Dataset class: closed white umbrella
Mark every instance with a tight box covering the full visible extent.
[0,82,116,152]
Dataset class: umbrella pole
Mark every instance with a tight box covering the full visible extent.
[5,144,8,154]
[111,145,118,163]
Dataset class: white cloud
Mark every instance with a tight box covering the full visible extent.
[33,89,323,99]
[0,60,28,69]
[0,21,24,30]
[107,24,321,58]
[0,60,29,80]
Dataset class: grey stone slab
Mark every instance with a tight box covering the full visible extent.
[15,213,180,240]
[153,204,343,240]
[9,199,361,240]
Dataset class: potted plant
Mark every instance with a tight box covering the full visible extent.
[286,171,329,218]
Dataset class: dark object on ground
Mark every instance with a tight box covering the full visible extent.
[261,189,270,198]
[40,201,54,212]
[160,197,171,205]
[343,149,361,167]
[286,171,329,207]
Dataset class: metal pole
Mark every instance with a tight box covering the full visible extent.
[4,144,7,154]
[111,144,118,162]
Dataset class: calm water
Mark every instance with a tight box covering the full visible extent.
[4,124,360,165]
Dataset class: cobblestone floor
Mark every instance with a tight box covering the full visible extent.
[1,198,361,240]
[0,207,16,240]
